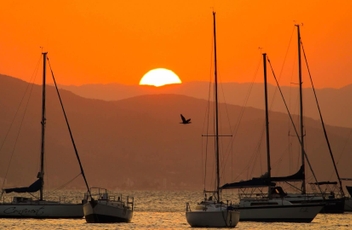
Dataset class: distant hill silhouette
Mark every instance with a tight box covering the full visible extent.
[59,82,352,128]
[1,74,352,192]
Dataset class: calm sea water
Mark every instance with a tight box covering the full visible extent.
[1,190,351,229]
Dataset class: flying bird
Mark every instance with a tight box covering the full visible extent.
[180,114,191,124]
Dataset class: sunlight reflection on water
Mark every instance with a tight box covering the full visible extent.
[0,190,351,230]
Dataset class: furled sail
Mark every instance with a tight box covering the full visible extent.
[221,177,276,189]
[3,178,42,194]
[270,165,304,182]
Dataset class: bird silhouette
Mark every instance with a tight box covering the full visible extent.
[180,114,191,124]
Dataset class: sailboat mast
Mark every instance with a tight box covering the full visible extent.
[39,52,48,201]
[212,11,220,201]
[263,53,272,196]
[296,25,306,194]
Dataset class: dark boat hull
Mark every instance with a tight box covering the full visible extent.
[0,202,83,218]
[85,213,130,223]
[235,201,323,223]
[83,200,133,223]
[288,197,345,213]
[319,198,345,213]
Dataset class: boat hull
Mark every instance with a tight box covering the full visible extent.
[344,198,352,212]
[236,203,323,223]
[0,202,83,218]
[186,210,240,228]
[285,196,345,213]
[315,198,344,213]
[83,200,133,223]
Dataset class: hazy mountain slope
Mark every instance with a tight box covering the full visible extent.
[1,74,352,192]
[59,81,352,128]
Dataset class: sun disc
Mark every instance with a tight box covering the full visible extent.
[139,68,182,87]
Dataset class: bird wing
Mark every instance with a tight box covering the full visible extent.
[180,114,186,123]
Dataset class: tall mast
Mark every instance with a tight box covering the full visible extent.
[296,25,306,194]
[39,52,47,201]
[212,11,220,201]
[263,53,272,197]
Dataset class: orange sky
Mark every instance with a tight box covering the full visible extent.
[0,0,351,88]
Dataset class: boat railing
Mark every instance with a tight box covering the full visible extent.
[107,194,134,209]
[1,194,83,204]
[126,196,134,210]
[0,196,29,204]
[56,195,83,204]
[309,182,344,199]
[85,187,134,209]
[185,202,191,212]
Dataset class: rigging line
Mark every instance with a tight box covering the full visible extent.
[46,56,92,198]
[1,90,34,189]
[263,54,293,174]
[267,55,324,196]
[0,54,42,189]
[217,80,234,177]
[266,26,296,119]
[250,125,265,177]
[51,173,82,191]
[287,26,304,173]
[0,56,41,155]
[215,67,237,180]
[229,56,262,181]
[280,27,297,159]
[202,91,211,190]
[0,82,34,187]
[219,84,233,181]
[301,41,345,196]
[217,103,234,180]
[202,34,214,191]
[285,34,300,173]
[278,26,296,82]
[217,73,256,179]
[336,129,352,165]
[242,54,266,178]
[233,70,260,137]
[287,91,300,171]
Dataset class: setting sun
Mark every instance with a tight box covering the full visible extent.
[139,68,182,87]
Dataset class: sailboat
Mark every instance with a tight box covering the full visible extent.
[0,52,87,218]
[82,187,134,223]
[220,53,324,223]
[269,25,345,213]
[185,12,240,228]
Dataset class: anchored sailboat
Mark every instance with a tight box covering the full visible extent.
[83,187,134,223]
[185,12,240,228]
[220,53,324,223]
[0,52,90,218]
[269,25,345,213]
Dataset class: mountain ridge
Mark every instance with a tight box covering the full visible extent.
[1,74,351,192]
[57,81,352,128]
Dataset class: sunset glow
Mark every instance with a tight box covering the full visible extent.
[140,68,182,87]
[0,1,352,88]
